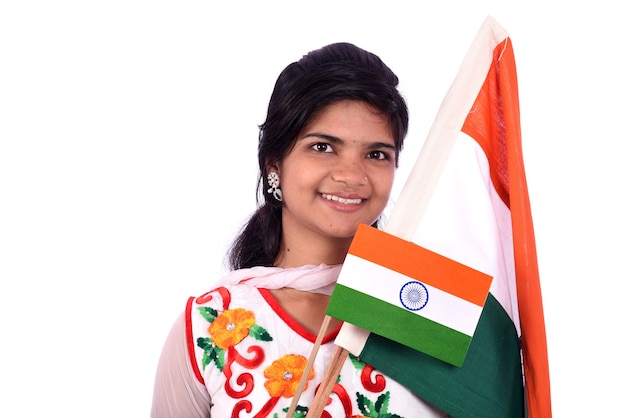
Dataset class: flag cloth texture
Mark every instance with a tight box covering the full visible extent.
[327,224,493,367]
[330,16,551,418]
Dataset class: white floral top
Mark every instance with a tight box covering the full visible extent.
[186,282,447,417]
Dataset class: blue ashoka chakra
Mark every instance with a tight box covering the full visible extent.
[399,281,429,311]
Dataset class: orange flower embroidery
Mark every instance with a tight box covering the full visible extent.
[208,308,256,349]
[264,354,313,398]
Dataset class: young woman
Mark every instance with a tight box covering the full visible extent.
[151,42,448,417]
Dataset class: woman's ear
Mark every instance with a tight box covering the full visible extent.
[266,159,280,175]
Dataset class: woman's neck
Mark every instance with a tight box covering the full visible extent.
[269,288,343,336]
[274,231,351,268]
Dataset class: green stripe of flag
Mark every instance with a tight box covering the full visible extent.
[327,284,472,367]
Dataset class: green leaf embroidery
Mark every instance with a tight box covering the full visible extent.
[197,337,212,350]
[198,306,219,323]
[356,391,403,418]
[349,353,365,370]
[248,323,273,342]
[357,392,377,417]
[197,337,225,372]
[214,345,225,370]
[375,392,389,416]
[201,345,216,370]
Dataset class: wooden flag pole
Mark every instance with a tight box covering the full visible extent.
[306,346,349,417]
[285,315,332,418]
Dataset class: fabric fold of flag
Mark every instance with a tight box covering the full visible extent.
[328,16,551,418]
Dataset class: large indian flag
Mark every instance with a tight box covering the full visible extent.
[327,16,552,418]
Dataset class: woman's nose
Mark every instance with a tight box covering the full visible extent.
[331,159,368,186]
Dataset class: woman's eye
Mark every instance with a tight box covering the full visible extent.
[312,143,334,153]
[368,150,388,160]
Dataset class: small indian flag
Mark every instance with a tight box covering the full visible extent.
[326,223,492,367]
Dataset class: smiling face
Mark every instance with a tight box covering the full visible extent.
[273,100,396,266]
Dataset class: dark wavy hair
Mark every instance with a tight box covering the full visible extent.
[227,42,409,270]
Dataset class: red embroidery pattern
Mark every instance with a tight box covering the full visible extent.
[331,382,353,417]
[197,286,231,307]
[361,364,386,392]
[224,345,265,398]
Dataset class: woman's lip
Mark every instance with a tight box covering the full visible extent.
[321,193,364,205]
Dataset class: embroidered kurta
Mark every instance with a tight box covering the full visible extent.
[187,282,447,417]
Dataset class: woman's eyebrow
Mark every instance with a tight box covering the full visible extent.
[302,132,343,144]
[365,141,397,152]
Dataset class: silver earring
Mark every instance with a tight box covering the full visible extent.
[267,172,283,202]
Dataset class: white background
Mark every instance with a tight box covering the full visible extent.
[1,1,624,416]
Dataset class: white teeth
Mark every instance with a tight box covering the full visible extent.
[321,193,363,205]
